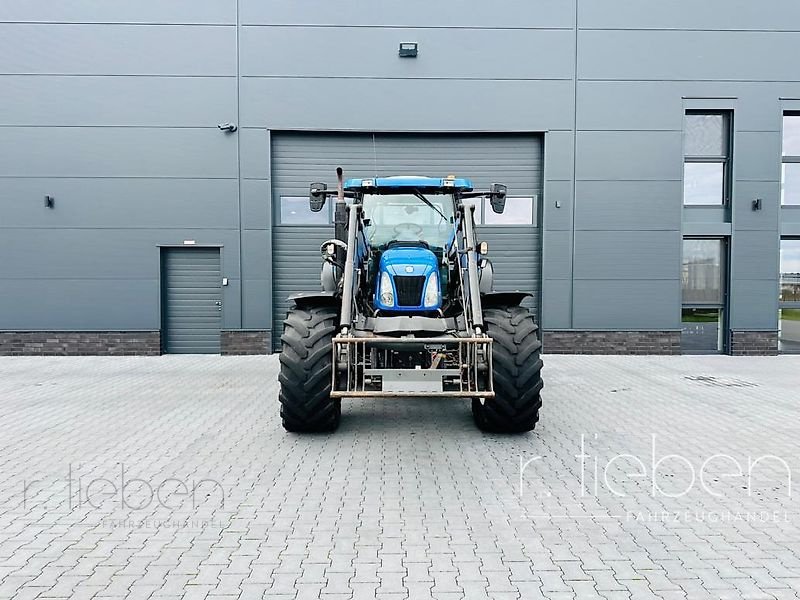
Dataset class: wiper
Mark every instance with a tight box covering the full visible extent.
[412,189,449,223]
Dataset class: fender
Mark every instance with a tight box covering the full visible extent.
[288,291,340,310]
[480,291,532,308]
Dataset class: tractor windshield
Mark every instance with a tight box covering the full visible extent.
[362,193,455,249]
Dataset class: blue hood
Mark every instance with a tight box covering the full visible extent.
[375,245,440,311]
[379,245,438,277]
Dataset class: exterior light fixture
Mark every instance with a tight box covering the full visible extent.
[752,198,762,211]
[217,123,237,133]
[44,195,54,208]
[399,43,418,58]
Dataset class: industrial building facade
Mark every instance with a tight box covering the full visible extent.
[1,1,799,356]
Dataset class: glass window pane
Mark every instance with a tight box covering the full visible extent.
[682,239,723,304]
[684,113,726,156]
[780,239,800,302]
[681,308,722,354]
[684,162,724,205]
[779,309,800,354]
[463,197,483,225]
[782,115,800,157]
[484,197,534,225]
[280,196,329,225]
[781,163,800,206]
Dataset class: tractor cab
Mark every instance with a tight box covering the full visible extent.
[348,177,466,314]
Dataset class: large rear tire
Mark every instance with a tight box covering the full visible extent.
[279,304,341,432]
[472,305,543,433]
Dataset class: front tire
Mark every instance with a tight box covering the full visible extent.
[278,304,341,432]
[472,305,543,433]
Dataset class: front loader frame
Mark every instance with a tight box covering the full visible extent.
[330,189,497,399]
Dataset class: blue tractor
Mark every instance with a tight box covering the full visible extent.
[278,169,543,432]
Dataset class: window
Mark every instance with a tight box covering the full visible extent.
[779,238,800,353]
[681,238,726,353]
[782,113,800,206]
[464,196,536,226]
[484,197,535,225]
[683,111,732,206]
[279,196,330,225]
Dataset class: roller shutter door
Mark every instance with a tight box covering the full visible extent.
[161,247,222,353]
[271,133,542,351]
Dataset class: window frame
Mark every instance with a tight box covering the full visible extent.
[683,110,733,207]
[781,111,800,207]
[778,237,800,354]
[680,236,730,354]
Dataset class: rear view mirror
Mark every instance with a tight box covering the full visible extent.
[309,182,327,212]
[489,183,507,214]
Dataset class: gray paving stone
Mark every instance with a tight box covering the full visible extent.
[1,355,799,600]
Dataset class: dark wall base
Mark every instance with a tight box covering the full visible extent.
[220,330,270,355]
[730,330,778,356]
[542,330,681,355]
[0,331,160,356]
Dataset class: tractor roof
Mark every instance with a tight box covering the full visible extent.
[343,175,474,193]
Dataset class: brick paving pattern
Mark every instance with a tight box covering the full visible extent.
[0,355,798,599]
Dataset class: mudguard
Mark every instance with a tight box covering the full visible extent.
[288,291,339,310]
[480,291,532,308]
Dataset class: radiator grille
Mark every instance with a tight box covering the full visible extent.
[393,275,426,306]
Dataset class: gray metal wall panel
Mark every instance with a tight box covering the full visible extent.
[242,279,270,330]
[543,131,575,182]
[731,232,780,281]
[0,76,236,127]
[241,179,270,230]
[242,230,269,280]
[576,81,683,131]
[542,180,573,231]
[0,279,159,330]
[0,1,235,24]
[579,30,800,81]
[576,131,683,181]
[729,281,780,330]
[270,132,543,349]
[574,181,682,231]
[0,128,237,178]
[540,279,572,330]
[0,229,240,279]
[0,24,236,75]
[572,280,680,330]
[239,78,575,131]
[1,179,238,229]
[240,0,575,28]
[579,0,800,30]
[733,182,781,231]
[580,81,800,132]
[161,247,222,353]
[541,231,572,281]
[573,231,681,280]
[734,131,782,181]
[239,130,269,179]
[240,26,574,79]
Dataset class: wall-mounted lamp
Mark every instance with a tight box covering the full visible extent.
[752,198,762,211]
[399,42,418,58]
[44,195,54,208]
[217,123,237,133]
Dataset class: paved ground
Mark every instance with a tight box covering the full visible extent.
[0,355,799,600]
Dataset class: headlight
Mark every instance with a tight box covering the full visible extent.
[379,271,394,306]
[423,272,440,308]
